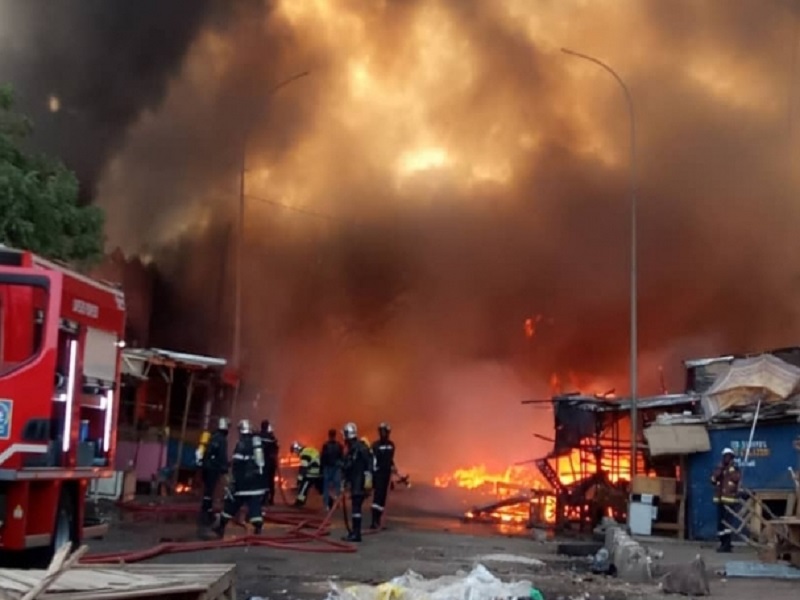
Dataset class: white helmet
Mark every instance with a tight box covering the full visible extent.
[291,441,303,454]
[722,447,735,456]
[238,419,253,434]
[218,417,230,431]
[343,422,358,441]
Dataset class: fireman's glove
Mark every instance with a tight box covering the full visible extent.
[195,448,204,467]
[364,471,373,491]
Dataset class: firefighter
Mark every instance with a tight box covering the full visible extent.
[370,422,396,529]
[711,447,741,553]
[259,419,280,507]
[320,428,344,510]
[291,441,322,507]
[341,422,373,542]
[213,419,266,537]
[196,417,230,525]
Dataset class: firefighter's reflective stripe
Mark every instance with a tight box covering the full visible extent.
[713,496,737,504]
[235,489,266,496]
[297,480,311,501]
[371,503,384,511]
[299,448,321,478]
[232,453,247,460]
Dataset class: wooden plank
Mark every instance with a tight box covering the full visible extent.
[786,494,797,518]
[1,564,236,600]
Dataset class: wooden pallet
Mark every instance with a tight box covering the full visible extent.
[0,563,236,600]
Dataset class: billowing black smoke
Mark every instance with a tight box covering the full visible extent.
[0,0,229,197]
[5,1,800,476]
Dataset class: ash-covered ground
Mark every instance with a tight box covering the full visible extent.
[83,486,798,600]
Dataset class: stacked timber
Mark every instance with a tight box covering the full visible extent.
[0,563,236,600]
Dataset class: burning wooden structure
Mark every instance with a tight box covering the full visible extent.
[521,393,699,531]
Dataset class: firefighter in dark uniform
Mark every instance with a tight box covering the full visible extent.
[321,428,344,510]
[213,419,266,537]
[259,419,279,507]
[370,422,396,530]
[342,422,373,542]
[291,441,323,507]
[197,417,230,525]
[711,447,741,553]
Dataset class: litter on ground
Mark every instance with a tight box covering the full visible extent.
[328,564,540,600]
[477,554,546,568]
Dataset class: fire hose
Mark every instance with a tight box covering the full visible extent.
[84,495,355,564]
[93,467,410,562]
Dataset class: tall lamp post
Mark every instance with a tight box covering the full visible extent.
[232,70,310,403]
[561,48,639,479]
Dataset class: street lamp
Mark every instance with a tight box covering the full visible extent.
[232,70,310,401]
[561,48,639,478]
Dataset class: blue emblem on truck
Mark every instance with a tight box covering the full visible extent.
[0,399,11,440]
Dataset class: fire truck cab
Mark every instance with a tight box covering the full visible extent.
[0,245,124,560]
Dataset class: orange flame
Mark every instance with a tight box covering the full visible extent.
[435,439,636,526]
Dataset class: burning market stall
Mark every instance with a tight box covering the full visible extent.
[116,348,233,493]
[523,393,699,532]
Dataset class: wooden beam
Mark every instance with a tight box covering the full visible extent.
[21,543,88,600]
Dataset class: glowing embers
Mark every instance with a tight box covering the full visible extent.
[434,464,548,525]
[174,482,193,494]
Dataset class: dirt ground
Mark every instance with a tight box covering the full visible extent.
[83,488,799,600]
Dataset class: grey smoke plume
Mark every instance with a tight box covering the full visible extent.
[5,0,800,475]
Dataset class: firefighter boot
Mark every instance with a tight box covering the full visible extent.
[721,532,733,553]
[370,508,380,530]
[212,516,228,539]
[344,516,362,542]
[253,522,263,535]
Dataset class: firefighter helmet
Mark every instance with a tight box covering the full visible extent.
[722,447,735,456]
[343,422,358,440]
[218,417,230,431]
[238,419,253,434]
[261,419,273,434]
[291,441,303,454]
[378,422,391,433]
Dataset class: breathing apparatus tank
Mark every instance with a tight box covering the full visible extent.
[253,436,266,473]
[195,430,211,466]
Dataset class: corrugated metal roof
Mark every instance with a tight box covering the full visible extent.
[552,393,699,413]
[123,347,227,370]
[683,356,735,368]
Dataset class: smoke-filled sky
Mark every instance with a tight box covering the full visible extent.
[3,0,800,475]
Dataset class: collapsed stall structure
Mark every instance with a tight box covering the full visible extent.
[520,393,698,533]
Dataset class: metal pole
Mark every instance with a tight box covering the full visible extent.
[231,70,310,407]
[561,48,638,479]
[740,393,764,487]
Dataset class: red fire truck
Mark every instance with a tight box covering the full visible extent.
[0,245,125,560]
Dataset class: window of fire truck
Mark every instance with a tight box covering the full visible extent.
[0,275,50,377]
